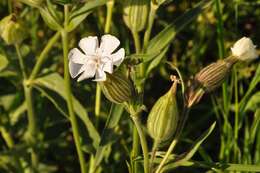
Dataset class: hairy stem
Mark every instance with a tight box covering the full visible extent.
[131,116,149,173]
[95,0,114,121]
[15,44,38,171]
[62,5,87,173]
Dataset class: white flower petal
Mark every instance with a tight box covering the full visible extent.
[100,34,120,54]
[93,68,106,81]
[231,37,258,61]
[111,48,125,66]
[103,62,113,74]
[77,63,96,82]
[68,48,86,64]
[69,61,83,78]
[79,36,98,55]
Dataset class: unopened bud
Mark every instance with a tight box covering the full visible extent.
[0,14,27,45]
[147,76,179,143]
[123,0,149,32]
[186,56,237,107]
[195,57,237,92]
[100,72,135,104]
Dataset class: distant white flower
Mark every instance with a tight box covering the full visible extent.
[231,37,258,61]
[68,34,125,82]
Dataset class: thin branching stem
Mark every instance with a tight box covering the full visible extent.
[131,116,149,173]
[62,5,87,173]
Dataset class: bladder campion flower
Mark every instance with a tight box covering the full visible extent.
[68,34,125,82]
[231,37,258,61]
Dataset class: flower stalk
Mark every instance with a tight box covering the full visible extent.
[62,5,87,173]
[15,43,38,170]
[131,115,149,173]
[95,0,114,119]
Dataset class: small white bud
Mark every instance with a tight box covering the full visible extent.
[231,37,258,61]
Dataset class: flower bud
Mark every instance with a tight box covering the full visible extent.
[186,57,237,107]
[0,14,27,45]
[147,76,179,143]
[231,37,258,61]
[100,72,134,104]
[195,58,237,92]
[123,0,149,32]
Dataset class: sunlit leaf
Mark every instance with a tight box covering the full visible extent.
[93,104,124,169]
[0,54,9,71]
[33,73,100,148]
[162,122,216,171]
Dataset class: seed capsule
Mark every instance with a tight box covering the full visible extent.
[147,77,179,143]
[100,72,134,104]
[123,0,149,32]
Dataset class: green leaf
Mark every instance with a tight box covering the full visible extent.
[240,64,260,113]
[33,73,100,148]
[9,101,27,125]
[245,92,260,112]
[163,122,216,171]
[249,109,260,144]
[67,11,91,32]
[0,94,16,111]
[47,0,63,24]
[69,0,109,20]
[126,50,162,64]
[93,104,124,170]
[145,46,169,76]
[39,7,62,31]
[147,0,212,53]
[0,54,9,71]
[164,160,260,172]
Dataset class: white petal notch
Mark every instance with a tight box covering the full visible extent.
[68,34,125,82]
[231,37,258,61]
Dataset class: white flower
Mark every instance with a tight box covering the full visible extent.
[231,37,258,61]
[68,34,125,82]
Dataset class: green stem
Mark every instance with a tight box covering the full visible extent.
[8,0,12,13]
[131,116,149,173]
[94,0,114,120]
[132,31,141,54]
[15,44,27,79]
[105,0,114,33]
[156,108,190,173]
[62,5,87,173]
[234,67,239,162]
[150,140,159,173]
[29,31,61,81]
[131,126,139,173]
[143,2,158,51]
[15,44,38,170]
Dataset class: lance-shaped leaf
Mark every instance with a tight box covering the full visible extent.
[39,7,62,31]
[93,104,124,171]
[147,0,213,54]
[33,73,100,148]
[161,122,216,171]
